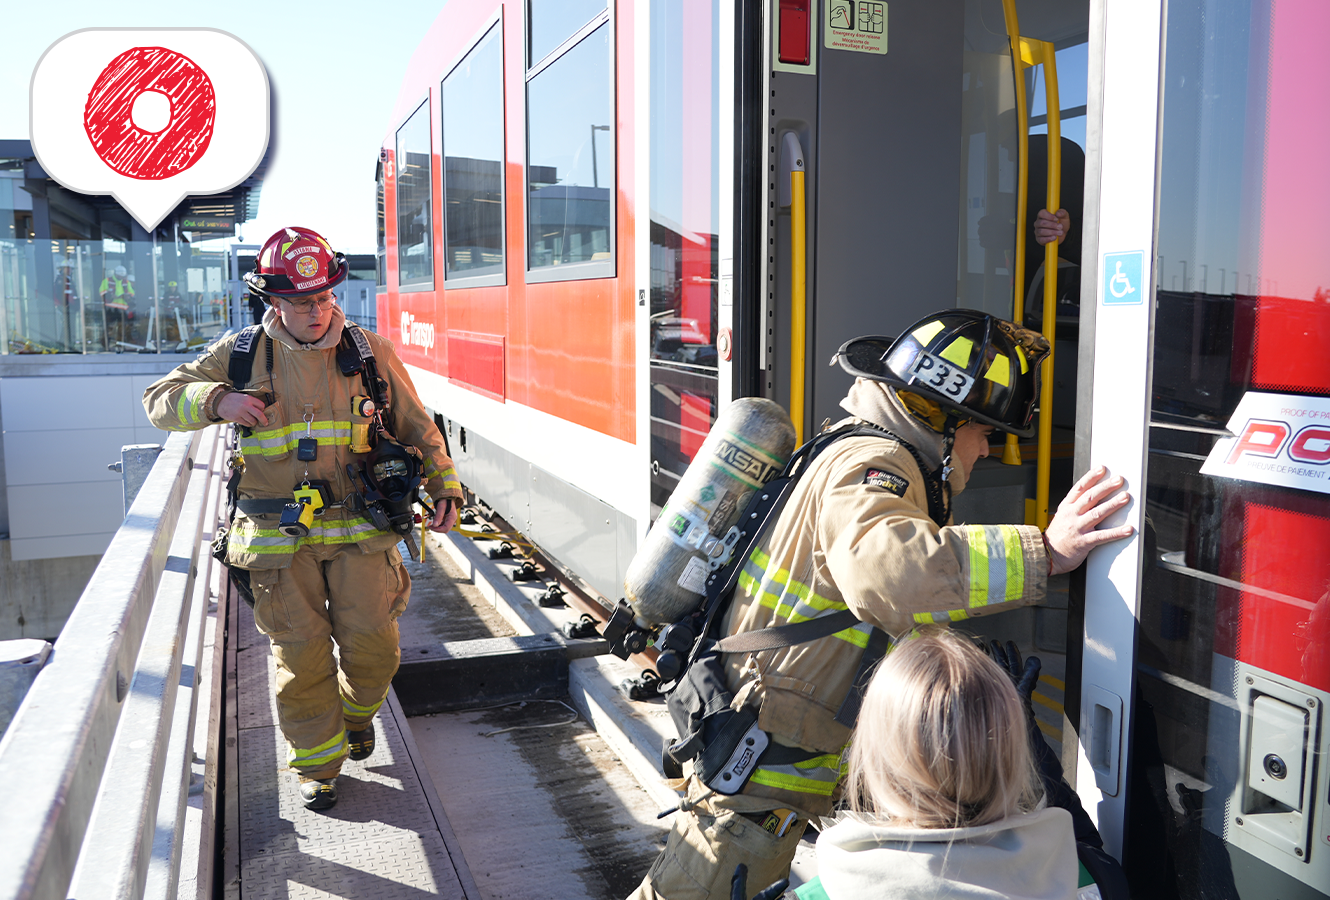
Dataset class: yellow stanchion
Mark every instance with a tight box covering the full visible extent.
[790,166,808,448]
[1001,0,1062,526]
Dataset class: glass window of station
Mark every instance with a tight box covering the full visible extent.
[396,99,434,290]
[442,21,506,286]
[1,157,233,356]
[525,0,614,281]
[647,0,719,520]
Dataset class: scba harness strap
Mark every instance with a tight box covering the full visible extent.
[662,423,943,793]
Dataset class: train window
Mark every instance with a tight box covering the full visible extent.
[525,15,614,282]
[527,0,607,68]
[442,22,505,286]
[956,1,1018,316]
[375,159,386,288]
[647,0,719,520]
[395,99,434,290]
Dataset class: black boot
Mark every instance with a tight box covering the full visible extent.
[348,722,376,761]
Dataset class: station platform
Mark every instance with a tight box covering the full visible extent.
[222,524,810,900]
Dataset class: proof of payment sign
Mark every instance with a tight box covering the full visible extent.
[1102,250,1144,305]
[31,29,268,232]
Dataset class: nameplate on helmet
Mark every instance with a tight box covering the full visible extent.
[864,468,908,497]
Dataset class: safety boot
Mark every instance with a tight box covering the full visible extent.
[347,722,376,761]
[298,776,338,810]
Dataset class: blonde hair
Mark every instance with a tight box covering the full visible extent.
[845,627,1041,828]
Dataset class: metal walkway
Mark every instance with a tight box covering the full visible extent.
[225,598,480,900]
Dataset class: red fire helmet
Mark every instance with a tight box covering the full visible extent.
[243,226,348,299]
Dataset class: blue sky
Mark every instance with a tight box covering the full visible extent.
[1,0,451,254]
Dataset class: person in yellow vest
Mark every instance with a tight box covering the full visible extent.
[143,226,463,811]
[100,265,134,349]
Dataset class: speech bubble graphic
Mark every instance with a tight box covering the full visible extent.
[32,29,268,232]
[84,46,216,180]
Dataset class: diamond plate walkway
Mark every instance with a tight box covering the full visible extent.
[224,597,481,900]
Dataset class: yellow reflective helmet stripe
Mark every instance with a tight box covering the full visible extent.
[939,336,973,368]
[911,320,946,344]
[985,353,1011,387]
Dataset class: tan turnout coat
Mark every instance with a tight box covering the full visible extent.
[718,378,1050,816]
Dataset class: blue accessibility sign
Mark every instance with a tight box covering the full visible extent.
[1102,251,1144,305]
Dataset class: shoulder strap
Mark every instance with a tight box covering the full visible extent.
[227,325,264,390]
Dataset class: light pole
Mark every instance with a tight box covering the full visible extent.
[590,124,610,188]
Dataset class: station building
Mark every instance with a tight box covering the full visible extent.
[0,139,266,639]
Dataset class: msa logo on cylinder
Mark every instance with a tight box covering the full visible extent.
[399,311,435,350]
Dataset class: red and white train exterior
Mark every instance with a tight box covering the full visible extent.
[376,2,1330,896]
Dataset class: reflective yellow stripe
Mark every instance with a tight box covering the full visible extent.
[965,525,989,607]
[739,548,867,646]
[342,694,383,717]
[178,383,213,426]
[1002,526,1024,601]
[240,420,353,456]
[913,608,969,625]
[749,753,847,797]
[227,516,385,554]
[288,730,347,767]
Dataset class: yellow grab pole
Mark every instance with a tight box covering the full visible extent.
[1035,40,1061,529]
[1001,0,1027,468]
[785,133,808,447]
[790,169,807,446]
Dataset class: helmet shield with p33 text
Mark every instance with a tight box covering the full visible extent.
[834,309,1051,438]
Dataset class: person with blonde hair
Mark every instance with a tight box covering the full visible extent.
[794,628,1078,900]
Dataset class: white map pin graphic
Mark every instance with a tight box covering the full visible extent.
[31,28,269,232]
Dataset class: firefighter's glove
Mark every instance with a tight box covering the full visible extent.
[989,640,1041,717]
[731,865,789,900]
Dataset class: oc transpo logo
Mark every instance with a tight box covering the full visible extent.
[399,311,435,350]
[1202,392,1330,495]
[31,29,269,231]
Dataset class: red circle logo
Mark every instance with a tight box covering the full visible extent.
[295,255,319,278]
[83,46,216,181]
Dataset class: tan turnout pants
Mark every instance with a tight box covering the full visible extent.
[249,544,410,780]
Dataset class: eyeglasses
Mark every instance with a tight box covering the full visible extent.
[281,294,337,313]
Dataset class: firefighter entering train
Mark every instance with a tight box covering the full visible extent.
[627,310,1137,899]
[143,226,464,811]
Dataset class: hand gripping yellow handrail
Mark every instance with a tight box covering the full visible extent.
[1001,0,1062,529]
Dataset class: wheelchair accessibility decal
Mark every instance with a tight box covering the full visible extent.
[1102,251,1144,305]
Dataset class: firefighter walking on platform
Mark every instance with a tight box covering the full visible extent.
[144,226,463,811]
[629,309,1136,899]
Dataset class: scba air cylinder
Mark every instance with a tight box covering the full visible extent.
[625,398,796,626]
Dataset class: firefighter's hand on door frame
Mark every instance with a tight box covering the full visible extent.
[1044,465,1134,575]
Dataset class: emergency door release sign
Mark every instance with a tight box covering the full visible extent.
[1202,391,1330,495]
[30,29,269,232]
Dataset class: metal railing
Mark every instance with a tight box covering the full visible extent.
[0,425,230,900]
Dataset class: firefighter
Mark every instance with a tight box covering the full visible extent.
[143,226,463,811]
[628,310,1135,899]
[100,264,134,348]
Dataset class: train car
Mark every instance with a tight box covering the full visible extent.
[376,1,1330,897]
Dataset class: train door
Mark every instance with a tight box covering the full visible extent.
[1080,0,1330,896]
